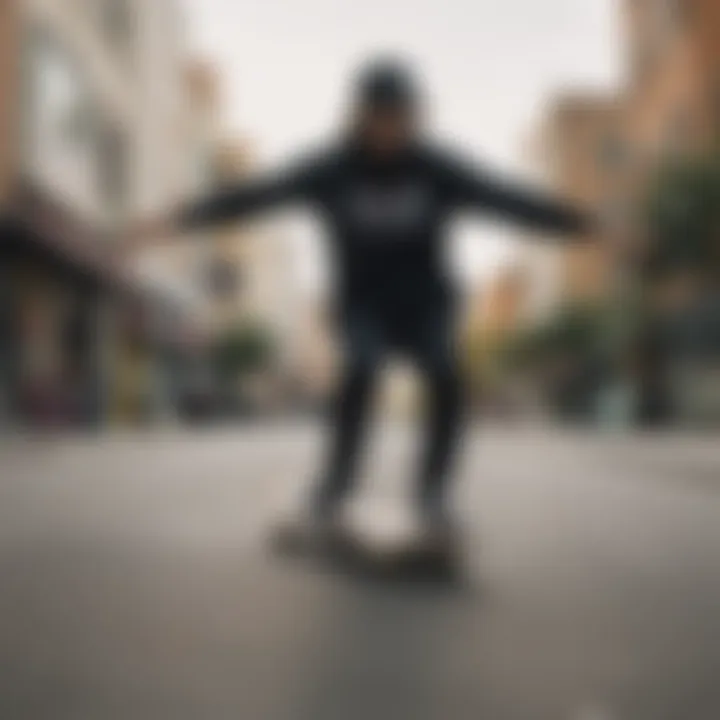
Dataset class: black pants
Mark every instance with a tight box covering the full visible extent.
[315,301,464,519]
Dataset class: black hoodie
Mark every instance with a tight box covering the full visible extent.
[181,140,591,315]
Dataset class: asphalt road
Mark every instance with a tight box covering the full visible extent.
[0,424,719,720]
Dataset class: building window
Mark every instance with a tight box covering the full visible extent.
[97,119,129,221]
[23,30,130,226]
[23,32,96,198]
[98,0,134,55]
[655,0,686,50]
[598,133,629,173]
[665,107,694,155]
[81,0,136,63]
[27,35,85,148]
[634,0,687,79]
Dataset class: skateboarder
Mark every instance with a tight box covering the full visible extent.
[137,59,592,554]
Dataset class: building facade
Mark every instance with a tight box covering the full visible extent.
[518,0,720,425]
[529,94,626,307]
[119,56,220,424]
[621,0,720,425]
[0,0,204,429]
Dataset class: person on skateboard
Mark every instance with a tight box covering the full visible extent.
[136,59,592,556]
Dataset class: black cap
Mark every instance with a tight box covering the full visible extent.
[355,59,420,112]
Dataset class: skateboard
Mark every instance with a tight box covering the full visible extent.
[270,513,462,583]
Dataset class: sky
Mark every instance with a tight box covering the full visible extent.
[182,0,621,292]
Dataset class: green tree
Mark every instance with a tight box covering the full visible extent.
[502,302,609,371]
[212,321,276,383]
[645,152,720,281]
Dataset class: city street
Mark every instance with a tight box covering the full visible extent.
[0,424,719,720]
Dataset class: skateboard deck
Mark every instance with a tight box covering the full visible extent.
[270,505,462,582]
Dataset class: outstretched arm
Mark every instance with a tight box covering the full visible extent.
[179,161,320,230]
[128,154,326,247]
[441,153,595,237]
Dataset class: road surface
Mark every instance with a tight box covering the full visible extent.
[0,424,719,720]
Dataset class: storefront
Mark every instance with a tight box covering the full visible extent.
[1,182,123,429]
